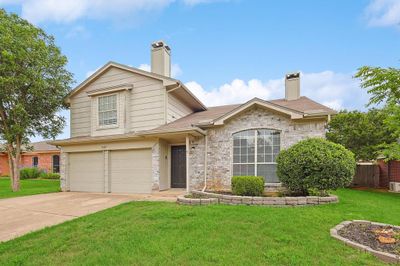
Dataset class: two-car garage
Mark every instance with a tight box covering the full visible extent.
[67,149,153,194]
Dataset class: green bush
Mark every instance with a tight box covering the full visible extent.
[20,167,43,179]
[39,172,60,179]
[232,176,264,196]
[276,138,356,196]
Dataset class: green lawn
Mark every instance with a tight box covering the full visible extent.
[0,189,399,265]
[0,178,60,199]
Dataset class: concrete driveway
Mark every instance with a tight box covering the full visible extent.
[0,191,181,243]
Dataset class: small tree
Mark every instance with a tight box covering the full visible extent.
[0,9,73,191]
[326,109,397,160]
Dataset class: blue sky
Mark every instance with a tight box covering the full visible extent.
[0,0,399,140]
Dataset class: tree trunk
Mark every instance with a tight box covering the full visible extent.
[10,156,20,192]
[7,141,21,192]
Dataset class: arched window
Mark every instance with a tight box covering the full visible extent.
[232,129,280,183]
[52,155,60,173]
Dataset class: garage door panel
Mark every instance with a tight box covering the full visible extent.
[69,152,104,192]
[110,149,152,194]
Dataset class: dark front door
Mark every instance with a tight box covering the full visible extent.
[171,145,186,188]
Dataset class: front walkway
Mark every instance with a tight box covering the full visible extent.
[0,190,184,242]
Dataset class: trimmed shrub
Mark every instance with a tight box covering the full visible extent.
[232,176,264,196]
[39,172,60,179]
[20,167,43,179]
[276,138,356,196]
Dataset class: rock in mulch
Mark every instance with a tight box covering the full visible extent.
[338,223,400,255]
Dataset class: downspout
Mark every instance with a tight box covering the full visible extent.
[202,133,208,192]
[185,134,190,193]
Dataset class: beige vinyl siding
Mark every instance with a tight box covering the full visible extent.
[167,93,193,123]
[69,66,166,137]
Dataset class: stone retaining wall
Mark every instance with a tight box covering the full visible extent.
[177,196,218,205]
[177,190,338,206]
[331,220,400,264]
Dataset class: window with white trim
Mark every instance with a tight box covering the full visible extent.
[98,94,117,126]
[232,129,280,183]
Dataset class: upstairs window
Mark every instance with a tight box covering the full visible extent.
[232,129,281,183]
[98,94,117,126]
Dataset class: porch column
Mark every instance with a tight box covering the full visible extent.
[186,134,190,192]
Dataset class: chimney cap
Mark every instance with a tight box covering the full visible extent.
[286,72,300,79]
[151,40,170,51]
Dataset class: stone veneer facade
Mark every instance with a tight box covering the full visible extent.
[188,106,327,190]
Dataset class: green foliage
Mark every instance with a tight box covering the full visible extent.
[354,66,400,162]
[276,138,356,195]
[355,66,400,106]
[0,9,73,189]
[326,109,397,160]
[20,167,43,179]
[39,172,60,179]
[231,176,264,196]
[379,143,400,162]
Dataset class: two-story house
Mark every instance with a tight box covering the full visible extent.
[51,41,336,194]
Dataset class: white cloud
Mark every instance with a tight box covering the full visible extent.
[138,64,151,72]
[365,0,400,27]
[138,63,182,78]
[171,64,182,77]
[185,71,368,111]
[0,0,229,24]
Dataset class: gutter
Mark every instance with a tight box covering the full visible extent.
[138,127,207,137]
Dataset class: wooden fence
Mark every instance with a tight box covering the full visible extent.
[351,163,380,188]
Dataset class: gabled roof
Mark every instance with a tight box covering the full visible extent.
[152,96,336,132]
[213,97,304,125]
[67,61,178,100]
[0,141,59,153]
[66,61,207,111]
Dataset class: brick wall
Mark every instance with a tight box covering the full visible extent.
[0,151,60,176]
[377,159,400,188]
[388,160,400,183]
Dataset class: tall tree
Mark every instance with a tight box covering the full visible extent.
[355,66,400,106]
[355,66,400,160]
[0,9,73,191]
[326,109,396,160]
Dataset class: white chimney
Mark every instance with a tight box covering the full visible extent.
[285,72,300,100]
[151,41,171,77]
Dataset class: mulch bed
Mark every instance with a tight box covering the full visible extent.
[338,223,400,255]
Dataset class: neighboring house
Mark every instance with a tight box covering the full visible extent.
[0,141,60,176]
[51,41,336,193]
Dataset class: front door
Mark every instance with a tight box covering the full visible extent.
[171,145,186,188]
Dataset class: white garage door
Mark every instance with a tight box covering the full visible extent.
[110,149,152,193]
[69,152,104,192]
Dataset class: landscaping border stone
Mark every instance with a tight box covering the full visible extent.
[176,196,218,206]
[176,190,338,206]
[330,220,400,264]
